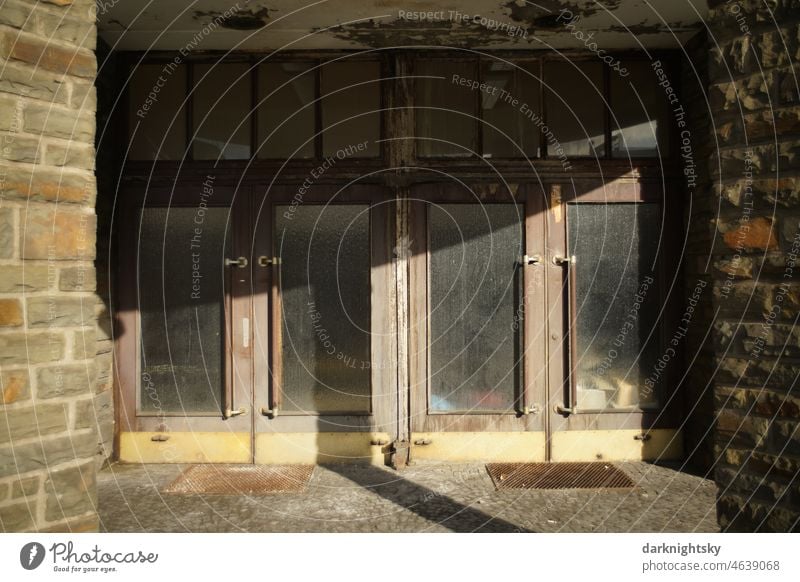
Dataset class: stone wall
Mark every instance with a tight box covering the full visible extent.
[0,0,100,532]
[707,0,800,531]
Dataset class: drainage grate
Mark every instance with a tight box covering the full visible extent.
[486,462,635,490]
[163,464,314,495]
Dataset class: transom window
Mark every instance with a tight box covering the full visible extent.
[125,54,673,162]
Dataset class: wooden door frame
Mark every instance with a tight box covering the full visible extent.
[543,177,685,461]
[114,182,253,462]
[250,183,398,463]
[409,184,544,441]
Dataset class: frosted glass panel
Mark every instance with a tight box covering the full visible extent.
[127,64,187,160]
[258,62,315,159]
[276,205,371,413]
[321,61,381,157]
[429,204,523,412]
[481,61,540,157]
[567,203,661,410]
[416,61,477,157]
[138,207,229,413]
[544,62,604,157]
[192,63,252,160]
[611,61,671,157]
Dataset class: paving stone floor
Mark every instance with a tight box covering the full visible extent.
[98,461,719,532]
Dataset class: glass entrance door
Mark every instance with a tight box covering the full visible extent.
[544,182,683,462]
[117,185,253,463]
[409,185,548,462]
[252,185,397,463]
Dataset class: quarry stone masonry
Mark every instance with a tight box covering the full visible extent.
[0,0,104,532]
[706,0,800,531]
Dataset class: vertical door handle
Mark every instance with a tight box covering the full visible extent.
[554,254,578,415]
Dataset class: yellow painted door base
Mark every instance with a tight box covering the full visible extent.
[550,429,682,462]
[254,432,391,464]
[118,429,682,464]
[119,432,251,464]
[410,432,547,463]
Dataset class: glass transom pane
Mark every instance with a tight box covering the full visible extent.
[257,62,316,159]
[544,61,605,157]
[192,63,252,160]
[127,64,187,160]
[416,61,478,157]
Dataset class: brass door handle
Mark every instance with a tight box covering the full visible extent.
[223,407,247,419]
[552,254,575,266]
[260,406,279,418]
[258,256,281,267]
[519,254,542,265]
[225,256,248,268]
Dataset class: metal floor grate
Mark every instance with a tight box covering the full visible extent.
[163,464,314,495]
[486,462,635,490]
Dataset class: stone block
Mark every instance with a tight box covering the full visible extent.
[0,28,95,78]
[44,460,96,522]
[11,475,39,498]
[0,95,21,131]
[0,163,95,204]
[43,140,95,170]
[21,208,95,260]
[72,328,96,359]
[36,363,95,399]
[0,298,24,326]
[24,103,94,142]
[0,265,51,293]
[0,403,69,444]
[59,266,95,291]
[0,130,40,163]
[1,369,30,404]
[27,296,95,327]
[0,207,14,258]
[0,429,97,474]
[0,332,63,365]
[0,501,35,531]
[0,60,68,105]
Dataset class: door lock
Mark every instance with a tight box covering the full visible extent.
[223,407,247,419]
[225,256,248,268]
[258,256,281,267]
[522,404,541,415]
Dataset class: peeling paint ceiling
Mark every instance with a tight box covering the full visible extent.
[98,0,707,51]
